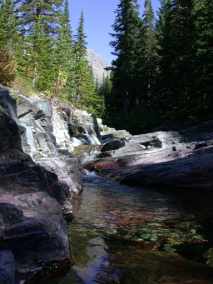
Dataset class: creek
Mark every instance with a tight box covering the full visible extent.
[58,173,213,284]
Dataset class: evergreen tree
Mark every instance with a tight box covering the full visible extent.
[142,0,157,98]
[157,0,172,33]
[108,0,141,128]
[157,0,194,121]
[143,0,157,59]
[193,0,213,117]
[0,0,17,50]
[16,0,63,37]
[155,0,173,117]
[16,0,63,91]
[101,75,112,110]
[134,0,158,130]
[74,11,98,112]
[75,11,87,60]
[53,0,75,97]
[97,75,112,117]
[82,67,103,116]
[0,0,17,85]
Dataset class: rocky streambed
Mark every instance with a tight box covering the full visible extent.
[1,84,213,283]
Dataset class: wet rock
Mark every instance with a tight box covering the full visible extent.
[101,134,114,144]
[66,106,101,145]
[88,122,213,190]
[97,152,112,159]
[16,94,82,210]
[101,139,126,152]
[0,250,15,284]
[0,193,70,283]
[97,118,131,141]
[119,146,213,189]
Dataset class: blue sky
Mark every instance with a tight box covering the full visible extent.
[70,0,160,64]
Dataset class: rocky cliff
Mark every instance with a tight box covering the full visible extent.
[0,87,71,283]
[87,49,109,84]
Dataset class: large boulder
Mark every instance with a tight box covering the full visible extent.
[0,86,72,283]
[86,123,213,190]
[119,146,213,189]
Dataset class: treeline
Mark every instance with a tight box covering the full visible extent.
[0,0,104,116]
[105,0,213,133]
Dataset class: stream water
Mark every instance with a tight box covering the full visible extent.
[59,173,213,284]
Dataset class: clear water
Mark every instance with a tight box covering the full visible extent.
[59,173,213,284]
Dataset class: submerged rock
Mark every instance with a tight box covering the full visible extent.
[113,250,213,284]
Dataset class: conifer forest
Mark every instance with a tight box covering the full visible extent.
[0,0,212,133]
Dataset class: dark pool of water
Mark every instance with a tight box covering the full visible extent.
[59,173,213,284]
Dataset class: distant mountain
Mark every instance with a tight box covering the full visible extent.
[87,49,109,84]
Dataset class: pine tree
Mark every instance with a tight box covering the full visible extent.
[75,11,87,60]
[74,11,98,112]
[155,0,173,117]
[102,75,112,109]
[53,0,75,97]
[32,19,55,90]
[97,75,112,117]
[0,0,17,50]
[157,0,172,33]
[157,0,194,122]
[16,0,63,37]
[16,0,63,91]
[0,0,17,85]
[74,11,88,103]
[136,0,157,118]
[82,67,103,116]
[193,0,213,117]
[108,0,141,128]
[143,0,156,58]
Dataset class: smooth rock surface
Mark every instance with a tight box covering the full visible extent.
[85,122,213,190]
